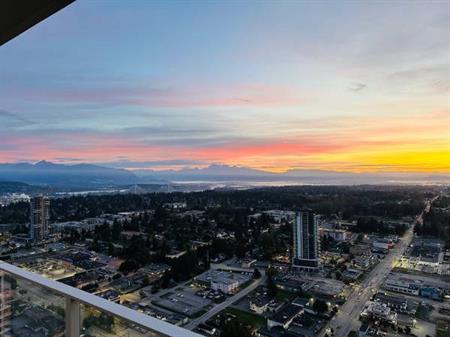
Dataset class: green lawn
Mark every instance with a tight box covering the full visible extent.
[347,331,357,337]
[415,304,432,320]
[437,322,450,337]
[275,289,297,301]
[224,308,266,328]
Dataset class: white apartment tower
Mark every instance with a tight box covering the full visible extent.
[293,209,320,271]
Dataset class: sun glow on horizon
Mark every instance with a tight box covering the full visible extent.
[0,1,449,174]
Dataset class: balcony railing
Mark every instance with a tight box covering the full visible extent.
[0,260,202,337]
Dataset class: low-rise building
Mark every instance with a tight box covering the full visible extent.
[373,292,418,315]
[194,270,251,294]
[241,257,257,268]
[351,244,372,257]
[319,228,352,242]
[353,255,377,270]
[359,324,383,337]
[267,304,303,329]
[250,297,271,314]
[420,286,442,300]
[96,289,120,303]
[383,276,421,296]
[292,297,315,315]
[360,301,397,326]
[262,210,296,223]
[372,238,394,250]
[342,268,363,282]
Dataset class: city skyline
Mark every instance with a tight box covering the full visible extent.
[1,1,449,173]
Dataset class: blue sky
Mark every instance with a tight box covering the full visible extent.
[1,0,449,172]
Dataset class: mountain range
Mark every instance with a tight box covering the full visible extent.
[136,164,449,185]
[0,161,140,187]
[0,161,448,187]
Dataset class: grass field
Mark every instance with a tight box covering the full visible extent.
[224,307,266,328]
[275,289,297,301]
[437,321,450,337]
[415,304,432,320]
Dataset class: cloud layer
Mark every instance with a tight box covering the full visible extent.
[0,1,448,173]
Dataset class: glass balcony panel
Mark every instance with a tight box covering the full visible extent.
[0,263,202,337]
[80,304,163,337]
[0,270,66,337]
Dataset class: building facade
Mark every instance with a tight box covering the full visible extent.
[319,228,351,242]
[293,209,320,270]
[29,196,50,242]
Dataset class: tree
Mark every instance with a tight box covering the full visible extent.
[321,235,332,251]
[142,275,150,287]
[356,233,364,243]
[235,240,247,258]
[119,259,138,274]
[313,299,328,314]
[221,320,252,337]
[111,219,122,242]
[160,271,171,288]
[108,242,115,257]
[267,275,278,298]
[91,237,100,252]
[122,235,150,266]
[266,266,278,277]
[253,268,261,279]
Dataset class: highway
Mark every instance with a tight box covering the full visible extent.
[322,197,435,337]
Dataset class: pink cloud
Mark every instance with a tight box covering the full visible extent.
[7,83,306,108]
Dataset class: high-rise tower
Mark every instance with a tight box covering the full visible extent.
[29,196,50,242]
[293,209,320,271]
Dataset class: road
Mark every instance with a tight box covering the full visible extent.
[322,197,436,337]
[185,270,267,330]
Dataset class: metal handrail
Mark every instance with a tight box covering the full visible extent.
[0,261,202,337]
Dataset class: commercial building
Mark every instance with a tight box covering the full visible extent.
[373,292,418,315]
[350,244,372,257]
[250,297,271,314]
[360,301,397,326]
[353,255,377,270]
[194,270,251,294]
[383,276,421,296]
[342,268,363,282]
[319,228,351,242]
[400,238,446,274]
[29,196,50,242]
[267,304,303,329]
[359,324,383,337]
[293,209,320,271]
[263,210,296,223]
[420,286,443,300]
[372,238,394,250]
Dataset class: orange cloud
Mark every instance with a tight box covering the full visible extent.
[2,107,448,173]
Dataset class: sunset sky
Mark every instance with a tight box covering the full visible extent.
[1,1,449,172]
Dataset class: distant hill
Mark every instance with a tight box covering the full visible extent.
[0,181,44,194]
[135,164,450,185]
[136,164,275,182]
[1,161,448,188]
[0,161,140,187]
